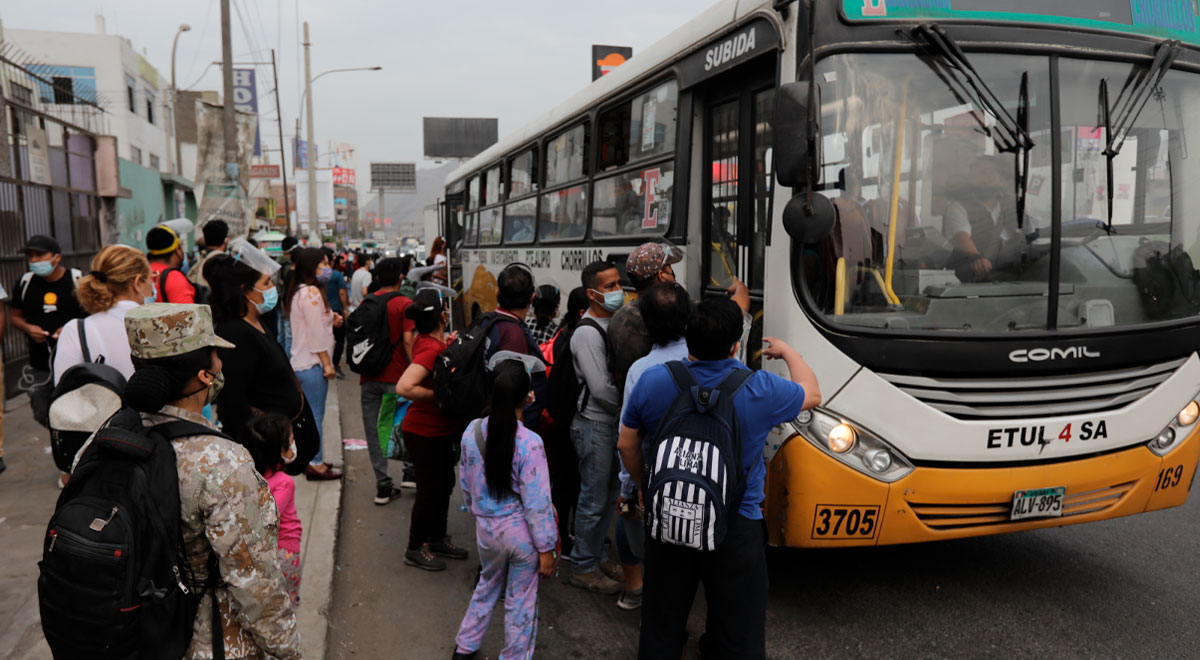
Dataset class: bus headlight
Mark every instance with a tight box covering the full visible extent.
[865,448,893,473]
[1148,399,1199,456]
[791,409,914,483]
[1179,401,1199,427]
[828,424,857,453]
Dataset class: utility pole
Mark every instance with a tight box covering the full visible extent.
[220,0,238,186]
[271,49,291,233]
[303,21,318,242]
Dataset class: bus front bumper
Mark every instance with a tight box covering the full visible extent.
[764,426,1200,548]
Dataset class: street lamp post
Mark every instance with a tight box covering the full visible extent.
[299,23,379,240]
[166,23,190,177]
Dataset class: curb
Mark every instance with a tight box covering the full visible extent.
[294,379,344,660]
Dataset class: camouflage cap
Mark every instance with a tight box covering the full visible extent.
[125,303,235,360]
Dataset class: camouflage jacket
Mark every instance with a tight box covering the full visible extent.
[143,406,302,660]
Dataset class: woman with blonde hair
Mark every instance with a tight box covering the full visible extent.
[52,245,155,385]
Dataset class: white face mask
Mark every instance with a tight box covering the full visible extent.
[282,434,298,465]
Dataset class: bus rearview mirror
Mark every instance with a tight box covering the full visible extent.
[782,193,836,244]
[774,81,819,188]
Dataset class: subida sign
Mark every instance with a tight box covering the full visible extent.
[677,18,779,87]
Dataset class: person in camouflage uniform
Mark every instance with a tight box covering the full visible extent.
[125,303,302,660]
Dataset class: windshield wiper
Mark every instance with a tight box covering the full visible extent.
[1100,39,1182,229]
[909,24,1034,155]
[1015,72,1030,229]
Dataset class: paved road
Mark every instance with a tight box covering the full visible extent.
[328,378,1200,659]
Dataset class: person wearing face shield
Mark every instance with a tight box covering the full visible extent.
[203,240,321,476]
[146,225,199,303]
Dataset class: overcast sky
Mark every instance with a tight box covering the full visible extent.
[1,0,707,188]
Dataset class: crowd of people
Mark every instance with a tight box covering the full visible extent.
[15,220,821,659]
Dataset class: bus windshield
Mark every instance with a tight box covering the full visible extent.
[802,52,1200,333]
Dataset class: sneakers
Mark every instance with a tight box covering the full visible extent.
[335,366,346,379]
[429,536,469,560]
[373,485,401,505]
[599,561,623,582]
[404,544,447,572]
[400,465,417,489]
[0,457,6,475]
[567,569,622,594]
[617,588,643,610]
[451,651,478,659]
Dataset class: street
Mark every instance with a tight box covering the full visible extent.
[328,378,1200,660]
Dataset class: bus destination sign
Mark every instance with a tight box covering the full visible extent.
[843,0,1200,46]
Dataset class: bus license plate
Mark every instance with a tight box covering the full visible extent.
[1010,487,1065,521]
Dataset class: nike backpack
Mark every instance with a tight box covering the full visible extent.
[345,292,404,376]
[645,361,752,551]
[38,408,226,659]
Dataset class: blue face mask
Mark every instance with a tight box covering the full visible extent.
[30,260,54,278]
[316,266,332,283]
[143,280,157,305]
[591,289,625,313]
[180,253,190,274]
[254,285,278,314]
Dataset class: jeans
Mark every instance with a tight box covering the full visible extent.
[406,431,457,551]
[639,515,768,660]
[294,365,328,465]
[566,416,619,574]
[359,380,394,490]
[544,422,579,557]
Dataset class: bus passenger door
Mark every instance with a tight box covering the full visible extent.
[700,63,775,368]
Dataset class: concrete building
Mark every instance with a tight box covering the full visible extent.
[3,16,196,247]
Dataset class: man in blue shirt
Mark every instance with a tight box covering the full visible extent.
[618,296,821,660]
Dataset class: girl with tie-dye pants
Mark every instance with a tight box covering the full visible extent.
[453,354,558,660]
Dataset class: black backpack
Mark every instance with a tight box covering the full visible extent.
[1133,239,1200,319]
[645,362,752,551]
[158,267,210,305]
[345,292,404,376]
[48,321,125,473]
[546,318,606,427]
[38,408,227,660]
[433,312,519,423]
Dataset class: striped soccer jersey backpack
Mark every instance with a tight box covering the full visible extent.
[645,361,752,551]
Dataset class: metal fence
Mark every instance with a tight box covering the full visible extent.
[0,51,106,390]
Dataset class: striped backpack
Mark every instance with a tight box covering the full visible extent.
[645,361,752,551]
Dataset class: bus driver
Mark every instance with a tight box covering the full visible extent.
[943,155,1022,283]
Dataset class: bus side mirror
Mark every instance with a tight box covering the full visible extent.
[774,81,819,188]
[782,193,836,243]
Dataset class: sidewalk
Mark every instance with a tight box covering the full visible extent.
[0,382,345,660]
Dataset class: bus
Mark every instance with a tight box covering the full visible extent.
[441,0,1200,547]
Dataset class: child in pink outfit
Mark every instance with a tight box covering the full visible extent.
[241,413,304,605]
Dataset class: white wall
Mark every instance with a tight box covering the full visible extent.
[4,28,169,172]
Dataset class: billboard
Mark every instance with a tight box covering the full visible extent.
[370,162,417,192]
[422,118,498,159]
[592,45,633,81]
[232,69,261,156]
[332,167,356,186]
[293,138,318,171]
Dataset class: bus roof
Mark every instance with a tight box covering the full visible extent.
[446,0,772,187]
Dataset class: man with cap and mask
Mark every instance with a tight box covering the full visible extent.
[10,235,85,429]
[146,224,199,304]
[609,241,751,393]
[123,303,301,660]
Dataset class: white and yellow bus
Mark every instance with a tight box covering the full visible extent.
[442,0,1200,547]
